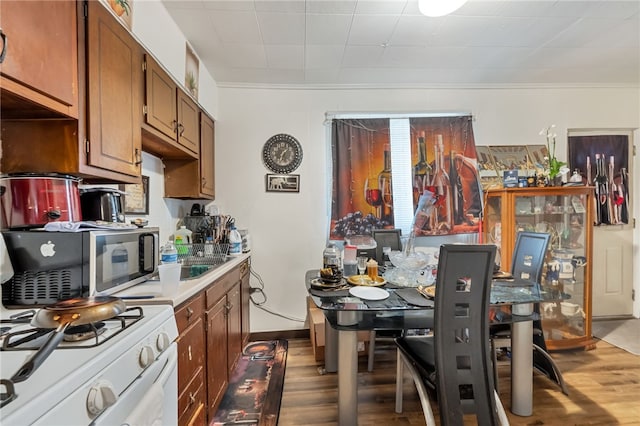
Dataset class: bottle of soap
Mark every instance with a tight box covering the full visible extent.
[229,225,242,256]
[175,226,192,255]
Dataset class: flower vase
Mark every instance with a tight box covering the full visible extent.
[549,176,563,187]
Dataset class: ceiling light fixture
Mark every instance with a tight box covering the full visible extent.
[418,0,468,17]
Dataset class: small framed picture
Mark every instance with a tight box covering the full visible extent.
[119,175,150,214]
[266,174,300,193]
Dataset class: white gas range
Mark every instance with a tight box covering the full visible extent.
[0,303,178,425]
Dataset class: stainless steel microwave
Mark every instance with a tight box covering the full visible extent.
[1,228,159,307]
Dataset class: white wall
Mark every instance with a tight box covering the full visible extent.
[214,86,640,332]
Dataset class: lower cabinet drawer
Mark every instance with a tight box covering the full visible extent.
[178,369,206,426]
[176,318,205,392]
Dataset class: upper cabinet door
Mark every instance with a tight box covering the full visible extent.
[0,0,78,118]
[177,90,199,155]
[86,0,143,177]
[144,54,177,140]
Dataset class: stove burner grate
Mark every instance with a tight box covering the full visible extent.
[63,321,106,342]
[0,307,144,351]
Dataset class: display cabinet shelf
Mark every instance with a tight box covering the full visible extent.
[483,186,595,350]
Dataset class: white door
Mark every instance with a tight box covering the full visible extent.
[567,129,634,318]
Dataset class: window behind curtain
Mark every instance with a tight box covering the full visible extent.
[329,115,482,241]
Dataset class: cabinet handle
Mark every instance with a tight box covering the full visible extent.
[201,177,206,188]
[178,123,185,136]
[134,148,142,166]
[0,29,6,64]
[171,119,178,132]
[188,345,192,361]
[225,302,233,313]
[189,392,196,405]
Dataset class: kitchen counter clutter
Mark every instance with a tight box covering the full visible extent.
[115,254,251,426]
[114,253,250,306]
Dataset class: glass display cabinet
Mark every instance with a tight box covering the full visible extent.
[483,186,595,350]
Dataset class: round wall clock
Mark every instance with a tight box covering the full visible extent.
[262,134,303,174]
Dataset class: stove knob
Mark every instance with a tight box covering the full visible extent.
[139,345,155,368]
[87,380,117,415]
[156,331,171,352]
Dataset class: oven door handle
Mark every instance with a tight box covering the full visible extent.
[153,343,178,387]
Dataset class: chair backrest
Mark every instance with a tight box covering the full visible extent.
[510,231,550,283]
[372,228,402,264]
[434,244,498,425]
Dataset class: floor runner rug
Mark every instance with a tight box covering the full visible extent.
[211,340,288,426]
[592,318,640,356]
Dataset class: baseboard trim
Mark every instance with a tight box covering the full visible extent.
[250,329,310,341]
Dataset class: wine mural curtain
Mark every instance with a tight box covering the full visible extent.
[329,115,483,240]
[330,118,391,240]
[408,116,483,236]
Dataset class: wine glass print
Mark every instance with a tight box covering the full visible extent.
[364,177,382,216]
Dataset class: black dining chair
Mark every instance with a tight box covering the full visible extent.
[366,229,404,371]
[490,231,568,395]
[394,244,509,425]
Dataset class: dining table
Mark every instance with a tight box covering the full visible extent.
[305,269,562,425]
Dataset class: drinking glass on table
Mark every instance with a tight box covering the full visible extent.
[357,256,368,276]
[382,246,392,266]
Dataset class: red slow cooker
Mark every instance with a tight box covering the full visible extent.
[0,173,82,229]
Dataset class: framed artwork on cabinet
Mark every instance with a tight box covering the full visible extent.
[488,145,532,174]
[119,175,149,215]
[526,144,549,171]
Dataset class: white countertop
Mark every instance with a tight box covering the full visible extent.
[114,253,250,307]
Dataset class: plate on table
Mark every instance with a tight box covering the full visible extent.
[347,275,386,287]
[417,285,436,299]
[348,286,389,301]
[310,277,346,289]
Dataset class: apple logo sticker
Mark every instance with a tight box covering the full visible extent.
[40,241,56,257]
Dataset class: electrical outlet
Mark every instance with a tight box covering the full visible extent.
[357,341,365,352]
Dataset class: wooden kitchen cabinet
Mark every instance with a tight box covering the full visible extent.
[142,54,199,158]
[175,293,206,426]
[205,263,242,420]
[1,0,143,183]
[0,0,79,119]
[174,259,249,424]
[164,112,215,199]
[483,186,594,350]
[205,295,228,421]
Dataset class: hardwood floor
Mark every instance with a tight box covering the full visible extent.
[278,338,640,425]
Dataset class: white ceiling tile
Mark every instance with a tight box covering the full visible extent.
[348,14,400,45]
[254,0,306,13]
[216,44,268,68]
[162,0,207,11]
[161,0,640,85]
[209,11,262,43]
[306,14,352,44]
[544,18,627,48]
[354,0,409,15]
[342,45,386,67]
[307,0,357,14]
[305,45,346,68]
[265,45,304,69]
[257,12,306,44]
